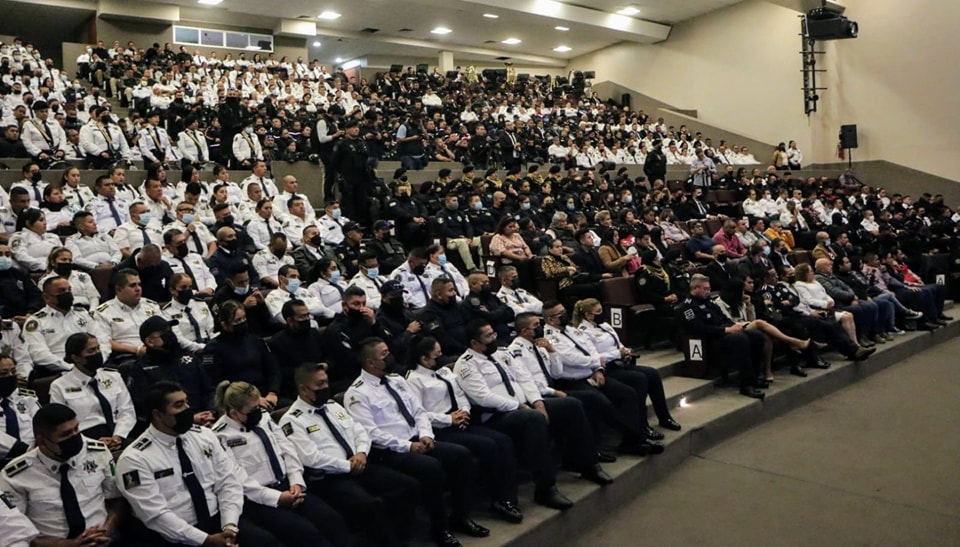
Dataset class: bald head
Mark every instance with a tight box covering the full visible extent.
[816,231,829,244]
[814,258,833,273]
[216,226,236,243]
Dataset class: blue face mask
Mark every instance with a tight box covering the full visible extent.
[366,267,379,279]
[0,257,12,270]
[331,209,341,220]
[522,202,531,210]
[233,285,249,296]
[625,195,633,204]
[286,278,301,293]
[824,240,831,247]
[472,201,482,211]
[182,213,195,224]
[138,213,152,226]
[566,203,575,211]
[763,246,771,256]
[329,270,341,284]
[438,254,447,266]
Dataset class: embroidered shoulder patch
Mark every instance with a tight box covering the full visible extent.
[282,423,294,437]
[122,470,141,489]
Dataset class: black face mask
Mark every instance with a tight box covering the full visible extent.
[310,234,324,247]
[230,321,249,336]
[271,248,286,259]
[56,433,84,461]
[557,313,570,328]
[220,239,236,251]
[717,254,728,263]
[0,376,17,399]
[533,326,545,339]
[55,292,74,310]
[243,407,263,429]
[508,278,519,289]
[481,342,497,357]
[480,284,492,295]
[221,215,235,227]
[412,264,426,276]
[30,171,42,183]
[347,309,364,322]
[171,408,195,435]
[175,288,193,305]
[381,298,404,312]
[175,243,188,259]
[312,387,330,406]
[291,318,311,334]
[54,263,73,277]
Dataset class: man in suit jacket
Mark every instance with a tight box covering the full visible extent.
[705,244,739,291]
[571,228,612,278]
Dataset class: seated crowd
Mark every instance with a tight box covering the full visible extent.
[0,37,956,547]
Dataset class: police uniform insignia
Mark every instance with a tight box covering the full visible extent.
[24,320,37,333]
[86,440,107,452]
[212,423,227,432]
[191,425,202,432]
[153,468,174,479]
[161,303,172,310]
[290,409,303,418]
[66,387,83,393]
[699,304,706,309]
[3,459,29,477]
[122,470,141,488]
[146,309,156,317]
[101,378,112,389]
[77,317,88,327]
[458,365,471,378]
[201,445,213,458]
[348,395,360,407]
[281,423,294,437]
[306,424,321,434]
[82,460,98,473]
[0,491,15,509]
[201,354,214,366]
[226,438,246,448]
[182,355,193,364]
[336,411,347,420]
[683,309,696,321]
[436,217,444,224]
[511,349,523,358]
[15,400,25,413]
[133,438,152,451]
[638,277,647,286]
[16,388,34,398]
[112,317,124,323]
[9,238,20,249]
[96,303,109,313]
[469,297,480,306]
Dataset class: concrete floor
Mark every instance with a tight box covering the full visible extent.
[569,338,960,547]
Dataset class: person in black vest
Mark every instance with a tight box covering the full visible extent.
[330,119,373,226]
[643,140,667,184]
[316,105,344,198]
[396,112,427,170]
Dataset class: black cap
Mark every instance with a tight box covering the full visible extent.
[438,168,452,178]
[343,118,359,129]
[32,100,48,111]
[342,221,362,233]
[373,220,392,231]
[139,315,178,342]
[549,165,562,174]
[379,279,407,296]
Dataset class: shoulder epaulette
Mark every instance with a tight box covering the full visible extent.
[33,310,47,319]
[86,439,108,452]
[16,388,36,398]
[3,458,30,477]
[161,302,172,310]
[96,303,110,313]
[190,425,202,432]
[290,409,303,418]
[351,379,364,388]
[133,437,152,451]
[212,422,227,432]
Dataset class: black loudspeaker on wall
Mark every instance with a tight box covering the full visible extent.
[840,124,858,149]
[621,93,631,108]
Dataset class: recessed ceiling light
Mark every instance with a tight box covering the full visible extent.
[312,41,321,47]
[317,11,341,20]
[335,57,344,62]
[197,0,222,5]
[617,6,641,16]
[483,13,499,19]
[501,38,522,45]
[555,26,569,31]
[553,45,571,52]
[431,27,453,34]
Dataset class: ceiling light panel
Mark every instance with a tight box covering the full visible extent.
[318,11,341,20]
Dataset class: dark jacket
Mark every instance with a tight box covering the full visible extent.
[267,328,326,399]
[0,269,43,317]
[321,312,391,393]
[201,332,280,397]
[418,299,470,364]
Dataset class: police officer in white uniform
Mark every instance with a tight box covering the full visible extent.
[497,265,543,315]
[272,175,316,221]
[266,265,329,325]
[0,404,122,544]
[178,116,209,168]
[422,248,469,301]
[94,269,162,364]
[0,355,40,463]
[233,128,264,170]
[280,362,421,546]
[161,273,215,354]
[346,252,387,310]
[317,201,349,247]
[345,338,487,546]
[0,495,38,547]
[168,202,217,257]
[66,212,122,270]
[281,196,317,245]
[240,160,276,198]
[50,333,135,449]
[138,110,177,165]
[252,232,293,288]
[20,101,65,162]
[212,380,350,547]
[116,381,278,545]
[112,201,164,258]
[21,277,109,377]
[245,199,285,251]
[161,230,217,295]
[388,249,431,310]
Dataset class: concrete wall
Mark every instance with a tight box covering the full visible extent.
[567,0,960,184]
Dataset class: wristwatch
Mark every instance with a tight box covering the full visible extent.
[223,523,239,535]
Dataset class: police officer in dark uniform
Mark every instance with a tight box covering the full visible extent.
[435,193,474,243]
[366,220,408,274]
[643,140,667,184]
[321,286,392,394]
[418,278,470,366]
[676,274,766,399]
[375,281,421,369]
[330,119,373,227]
[385,183,429,249]
[461,272,514,342]
[465,194,497,236]
[317,105,343,199]
[635,249,680,316]
[334,222,364,279]
[663,248,692,297]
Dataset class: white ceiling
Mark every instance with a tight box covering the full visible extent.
[154,0,745,67]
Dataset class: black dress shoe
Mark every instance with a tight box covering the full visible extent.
[645,426,665,440]
[790,365,808,377]
[491,500,523,523]
[851,346,876,361]
[659,418,682,431]
[534,486,574,510]
[597,450,617,463]
[755,378,770,389]
[452,518,489,538]
[919,322,941,331]
[934,319,949,326]
[581,464,614,486]
[939,314,953,321]
[811,341,830,351]
[740,386,766,400]
[435,530,462,547]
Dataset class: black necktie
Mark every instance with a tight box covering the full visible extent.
[381,377,415,427]
[530,345,554,387]
[561,331,591,356]
[59,464,86,539]
[259,177,269,198]
[183,305,203,341]
[31,182,41,203]
[74,187,85,208]
[440,266,460,297]
[42,120,53,146]
[177,257,198,290]
[435,372,459,412]
[176,437,211,522]
[415,275,428,300]
[265,219,275,236]
[1,398,18,439]
[514,289,526,303]
[317,406,354,458]
[487,354,516,396]
[74,144,83,158]
[189,229,203,253]
[250,425,284,483]
[88,378,114,433]
[139,226,151,245]
[372,277,382,289]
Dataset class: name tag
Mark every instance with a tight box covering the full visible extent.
[154,468,174,479]
[306,425,321,434]
[226,438,247,448]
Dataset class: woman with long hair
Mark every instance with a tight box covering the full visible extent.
[39,247,100,308]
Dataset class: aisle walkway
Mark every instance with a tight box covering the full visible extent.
[568,338,960,547]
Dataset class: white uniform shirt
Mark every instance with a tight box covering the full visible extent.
[0,439,119,539]
[423,262,468,301]
[169,220,216,256]
[265,286,328,322]
[346,272,386,310]
[507,337,563,397]
[279,398,371,475]
[9,230,60,272]
[86,195,130,234]
[95,297,162,348]
[344,370,434,454]
[162,250,217,293]
[306,278,346,319]
[65,232,122,269]
[317,214,348,246]
[138,124,176,163]
[577,321,624,364]
[543,325,602,380]
[116,425,244,546]
[178,129,209,163]
[21,117,65,157]
[273,191,316,221]
[49,367,136,439]
[251,248,293,285]
[22,305,109,374]
[61,184,96,210]
[496,285,543,315]
[37,271,100,309]
[160,299,215,353]
[0,389,41,456]
[212,412,304,507]
[112,219,164,252]
[240,174,278,199]
[280,213,315,244]
[405,365,471,429]
[245,215,285,251]
[0,493,38,547]
[453,348,542,422]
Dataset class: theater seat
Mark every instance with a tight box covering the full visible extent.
[599,277,656,348]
